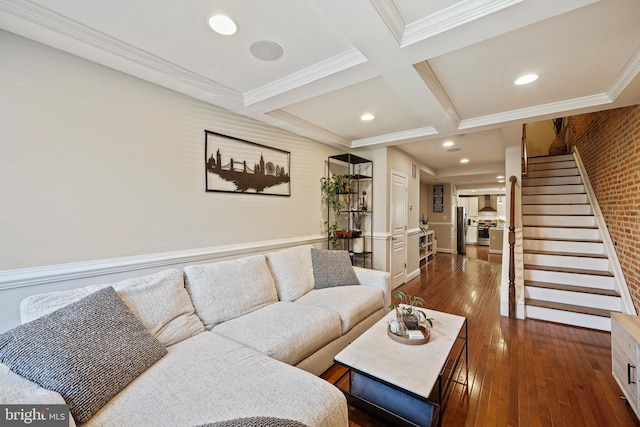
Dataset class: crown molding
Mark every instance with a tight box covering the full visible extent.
[608,46,640,101]
[265,110,352,147]
[244,48,368,106]
[401,0,524,48]
[0,0,243,105]
[413,61,461,128]
[352,126,438,148]
[371,0,523,48]
[458,93,612,130]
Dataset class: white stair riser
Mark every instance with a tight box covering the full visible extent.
[525,168,579,178]
[524,269,614,289]
[523,176,582,186]
[523,226,601,240]
[523,239,604,255]
[525,306,611,331]
[523,194,589,204]
[523,185,585,195]
[528,154,574,164]
[525,287,621,311]
[528,161,576,171]
[524,253,610,271]
[523,204,592,215]
[523,215,596,227]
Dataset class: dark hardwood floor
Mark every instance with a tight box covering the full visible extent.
[321,246,640,426]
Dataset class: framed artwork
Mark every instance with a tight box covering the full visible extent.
[205,130,291,196]
[433,184,444,212]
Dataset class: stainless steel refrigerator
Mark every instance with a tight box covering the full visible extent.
[456,207,467,254]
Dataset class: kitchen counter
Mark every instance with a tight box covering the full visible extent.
[489,228,504,254]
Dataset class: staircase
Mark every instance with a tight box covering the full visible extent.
[522,153,621,331]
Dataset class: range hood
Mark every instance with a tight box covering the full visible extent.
[478,195,497,215]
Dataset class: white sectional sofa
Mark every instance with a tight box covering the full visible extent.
[0,245,391,427]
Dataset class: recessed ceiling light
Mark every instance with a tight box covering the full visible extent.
[497,175,504,179]
[443,141,454,147]
[498,180,505,183]
[250,41,283,61]
[360,113,375,121]
[460,158,469,164]
[208,14,237,35]
[514,74,538,85]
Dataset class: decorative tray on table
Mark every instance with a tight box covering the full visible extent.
[387,325,431,345]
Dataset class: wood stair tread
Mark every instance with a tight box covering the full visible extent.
[524,249,607,259]
[524,280,619,296]
[523,236,603,243]
[524,264,614,277]
[525,298,617,318]
[523,225,598,230]
[522,213,593,216]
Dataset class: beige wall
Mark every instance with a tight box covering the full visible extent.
[0,30,341,270]
[424,183,455,253]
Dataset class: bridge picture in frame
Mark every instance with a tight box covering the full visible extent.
[205,130,291,196]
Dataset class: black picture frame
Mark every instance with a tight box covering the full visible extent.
[205,131,291,196]
[433,184,444,212]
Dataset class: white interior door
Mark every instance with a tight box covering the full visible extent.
[390,172,408,289]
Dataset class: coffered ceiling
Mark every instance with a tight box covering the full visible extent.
[1,0,639,189]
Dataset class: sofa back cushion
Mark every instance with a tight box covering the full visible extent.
[20,268,204,347]
[265,245,315,301]
[184,254,279,328]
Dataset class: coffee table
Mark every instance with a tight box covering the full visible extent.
[333,308,467,427]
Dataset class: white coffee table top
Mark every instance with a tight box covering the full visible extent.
[334,308,466,399]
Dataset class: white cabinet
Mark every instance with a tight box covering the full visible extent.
[467,225,478,245]
[497,196,506,218]
[419,230,436,262]
[468,197,478,217]
[611,313,640,419]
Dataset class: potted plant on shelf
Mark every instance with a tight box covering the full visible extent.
[389,290,433,330]
[320,175,353,249]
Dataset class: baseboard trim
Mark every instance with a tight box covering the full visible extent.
[407,268,421,282]
[0,234,326,291]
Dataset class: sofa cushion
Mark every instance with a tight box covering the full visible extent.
[310,248,360,289]
[84,332,348,427]
[184,255,279,328]
[212,301,342,366]
[20,268,205,347]
[0,287,167,424]
[265,245,315,301]
[295,286,384,334]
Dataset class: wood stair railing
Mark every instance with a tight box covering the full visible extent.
[509,175,517,318]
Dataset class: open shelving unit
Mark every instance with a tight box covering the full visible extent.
[419,229,436,263]
[326,153,373,269]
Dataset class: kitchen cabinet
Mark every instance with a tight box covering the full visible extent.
[611,313,640,420]
[468,197,478,217]
[467,225,478,245]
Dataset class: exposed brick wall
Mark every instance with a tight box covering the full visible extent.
[568,105,640,311]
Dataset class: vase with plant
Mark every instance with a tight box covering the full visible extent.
[320,174,354,249]
[389,289,433,331]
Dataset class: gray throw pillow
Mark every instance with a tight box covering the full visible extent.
[196,417,308,427]
[310,248,361,289]
[0,286,167,423]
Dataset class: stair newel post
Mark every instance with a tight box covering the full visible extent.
[508,175,517,318]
